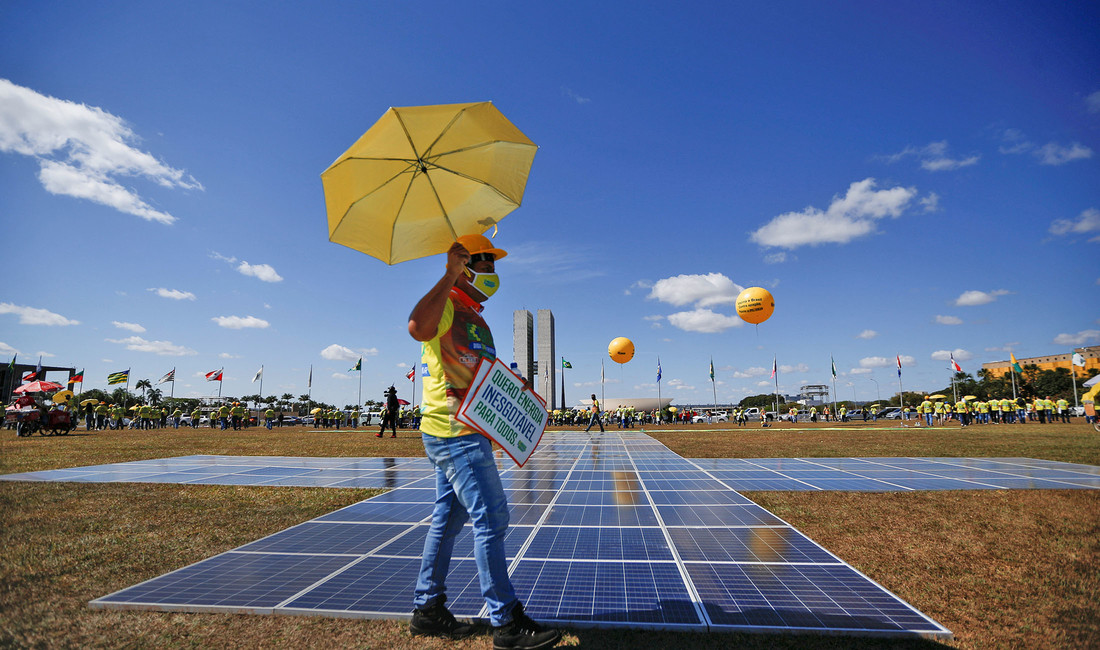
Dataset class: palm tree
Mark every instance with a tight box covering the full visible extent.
[147,387,163,406]
[135,378,152,403]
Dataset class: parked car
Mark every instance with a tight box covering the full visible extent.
[879,407,902,419]
[692,411,728,423]
[301,416,315,425]
[742,407,761,420]
[282,416,303,425]
[1070,406,1085,417]
[845,409,864,420]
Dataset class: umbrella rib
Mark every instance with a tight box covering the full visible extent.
[419,169,459,243]
[428,162,522,209]
[421,104,474,160]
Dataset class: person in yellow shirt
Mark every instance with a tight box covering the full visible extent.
[405,235,560,646]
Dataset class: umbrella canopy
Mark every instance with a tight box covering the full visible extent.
[13,381,65,394]
[963,395,978,400]
[52,390,75,404]
[310,407,322,415]
[928,394,947,400]
[80,398,99,406]
[322,102,537,264]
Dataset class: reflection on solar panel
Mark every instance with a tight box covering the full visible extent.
[90,432,957,639]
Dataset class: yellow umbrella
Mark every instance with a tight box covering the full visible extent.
[929,394,947,400]
[310,407,323,415]
[80,398,98,406]
[322,102,538,265]
[963,395,978,400]
[52,390,75,404]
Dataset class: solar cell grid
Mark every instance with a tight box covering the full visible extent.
[86,432,964,639]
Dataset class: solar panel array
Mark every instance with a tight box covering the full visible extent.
[5,453,1098,491]
[90,431,953,638]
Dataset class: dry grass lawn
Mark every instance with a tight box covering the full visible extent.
[1,421,1097,648]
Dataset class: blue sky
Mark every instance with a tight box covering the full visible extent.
[2,1,1097,407]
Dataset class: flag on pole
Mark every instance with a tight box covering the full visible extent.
[252,366,263,382]
[562,359,572,369]
[1072,352,1085,367]
[308,365,312,388]
[35,355,42,376]
[406,368,415,381]
[950,353,962,373]
[709,359,715,381]
[830,356,837,380]
[349,358,361,372]
[7,354,14,372]
[896,355,903,378]
[205,368,223,382]
[107,370,130,385]
[1010,353,1022,373]
[22,371,37,381]
[68,369,85,385]
[656,358,662,383]
[601,361,605,382]
[158,369,175,384]
[770,357,777,379]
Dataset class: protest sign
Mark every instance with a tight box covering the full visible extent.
[457,358,548,466]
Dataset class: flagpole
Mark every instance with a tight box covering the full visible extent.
[657,357,662,424]
[560,357,565,411]
[258,365,263,406]
[710,357,717,413]
[773,356,779,417]
[307,365,312,405]
[357,363,362,409]
[171,367,176,399]
[600,359,605,409]
[1070,348,1080,409]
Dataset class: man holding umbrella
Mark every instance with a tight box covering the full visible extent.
[406,234,560,649]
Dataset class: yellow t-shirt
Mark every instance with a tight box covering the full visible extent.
[419,288,496,438]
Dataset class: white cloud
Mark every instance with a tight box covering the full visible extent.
[997,128,1034,155]
[886,141,980,171]
[0,342,19,356]
[218,352,241,359]
[112,320,146,333]
[0,302,80,326]
[920,192,940,212]
[749,178,917,249]
[1052,330,1100,346]
[331,372,352,380]
[667,379,695,391]
[931,349,973,361]
[149,287,196,301]
[1049,208,1100,241]
[666,308,744,333]
[763,252,787,264]
[237,261,283,283]
[320,344,379,362]
[954,289,1010,306]
[856,329,877,340]
[106,336,196,356]
[561,87,591,104]
[935,315,963,325]
[0,79,200,224]
[849,368,873,375]
[1036,142,1093,166]
[647,273,742,308]
[212,315,270,329]
[779,363,810,373]
[1088,91,1100,114]
[732,367,770,378]
[859,356,890,369]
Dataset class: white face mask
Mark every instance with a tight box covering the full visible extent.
[465,268,500,299]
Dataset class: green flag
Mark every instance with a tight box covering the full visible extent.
[561,359,572,369]
[107,370,130,385]
[1010,353,1022,374]
[831,356,837,379]
[709,359,715,380]
[350,358,362,372]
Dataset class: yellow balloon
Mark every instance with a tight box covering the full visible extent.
[608,337,635,364]
[736,287,775,325]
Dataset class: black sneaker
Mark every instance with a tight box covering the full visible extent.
[410,601,475,640]
[493,602,561,650]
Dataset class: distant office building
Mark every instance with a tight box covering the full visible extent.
[512,309,557,408]
[513,310,534,382]
[537,309,556,409]
[982,346,1100,379]
[799,384,830,405]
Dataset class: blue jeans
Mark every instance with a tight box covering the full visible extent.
[584,412,604,432]
[415,433,517,626]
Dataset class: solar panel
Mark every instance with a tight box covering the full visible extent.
[40,435,1092,638]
